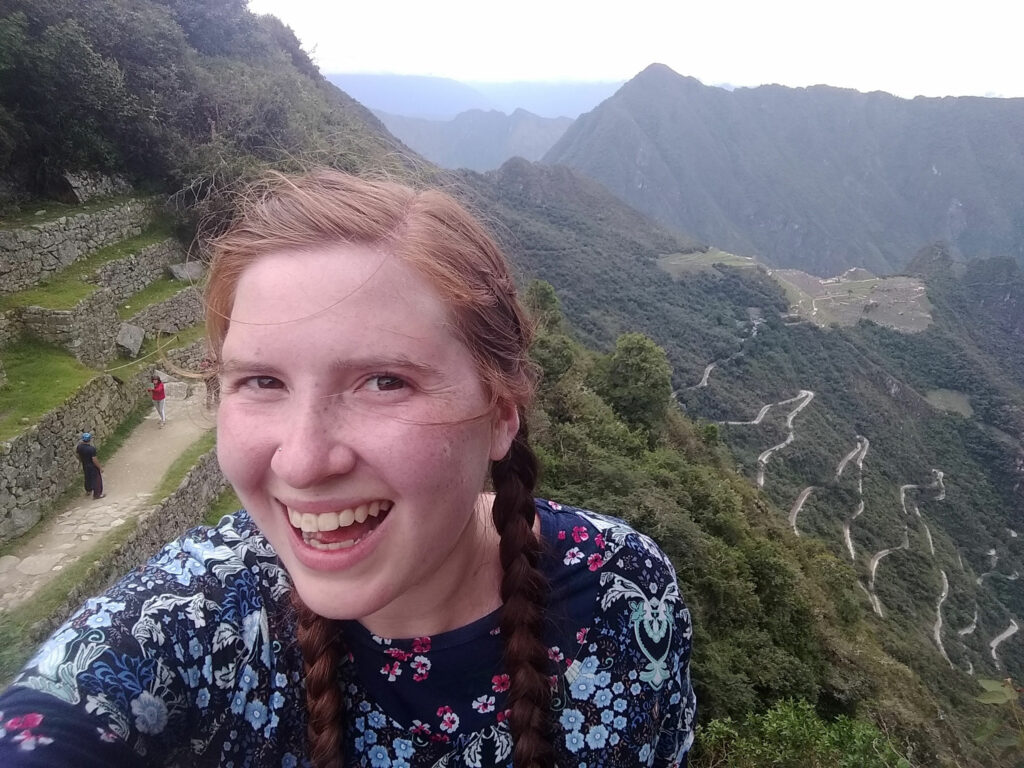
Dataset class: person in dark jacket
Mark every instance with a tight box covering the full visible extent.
[75,432,104,499]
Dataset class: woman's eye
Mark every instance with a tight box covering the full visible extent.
[365,375,406,392]
[250,376,283,389]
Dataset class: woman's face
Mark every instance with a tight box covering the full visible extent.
[216,246,518,636]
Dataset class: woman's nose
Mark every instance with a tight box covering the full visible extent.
[270,395,357,489]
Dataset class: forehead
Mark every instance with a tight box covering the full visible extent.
[224,245,460,354]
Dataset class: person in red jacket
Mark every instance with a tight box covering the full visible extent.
[147,375,166,427]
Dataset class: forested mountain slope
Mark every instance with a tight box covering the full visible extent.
[544,63,1024,277]
[3,1,1022,762]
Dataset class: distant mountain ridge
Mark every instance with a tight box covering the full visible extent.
[325,73,623,119]
[544,63,1024,277]
[375,108,573,171]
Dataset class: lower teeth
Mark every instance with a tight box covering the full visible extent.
[303,533,360,551]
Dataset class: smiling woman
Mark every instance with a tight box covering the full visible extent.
[0,170,695,768]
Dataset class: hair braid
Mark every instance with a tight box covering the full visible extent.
[292,591,345,768]
[490,419,554,768]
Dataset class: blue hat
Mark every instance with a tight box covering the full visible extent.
[81,432,92,441]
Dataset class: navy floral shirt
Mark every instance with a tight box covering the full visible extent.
[0,500,695,767]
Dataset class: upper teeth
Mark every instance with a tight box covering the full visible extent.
[287,501,390,533]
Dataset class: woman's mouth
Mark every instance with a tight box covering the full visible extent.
[286,500,393,551]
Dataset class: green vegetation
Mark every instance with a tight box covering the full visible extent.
[0,194,133,228]
[0,341,95,439]
[925,389,974,417]
[0,224,175,311]
[0,515,139,685]
[691,699,910,767]
[151,431,216,502]
[204,486,241,526]
[657,248,759,277]
[117,277,190,320]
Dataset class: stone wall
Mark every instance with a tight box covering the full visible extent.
[0,341,205,545]
[0,198,154,295]
[0,309,19,349]
[20,290,120,367]
[23,448,227,655]
[93,238,186,303]
[129,286,204,336]
[56,172,133,204]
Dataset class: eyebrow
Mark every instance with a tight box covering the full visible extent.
[218,355,443,378]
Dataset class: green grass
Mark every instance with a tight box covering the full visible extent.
[0,195,138,229]
[117,278,191,320]
[151,430,217,502]
[0,224,176,312]
[204,486,241,526]
[657,248,759,278]
[0,341,96,440]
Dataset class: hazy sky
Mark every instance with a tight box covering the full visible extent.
[248,0,1023,99]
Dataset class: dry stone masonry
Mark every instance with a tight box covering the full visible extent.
[0,198,154,294]
[93,238,186,302]
[0,343,205,545]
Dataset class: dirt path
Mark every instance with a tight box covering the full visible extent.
[0,380,215,610]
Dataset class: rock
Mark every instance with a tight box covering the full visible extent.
[116,322,146,357]
[168,262,205,282]
[0,555,21,574]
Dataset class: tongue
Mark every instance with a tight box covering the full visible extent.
[312,517,380,544]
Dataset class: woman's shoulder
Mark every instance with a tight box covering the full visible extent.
[534,498,676,583]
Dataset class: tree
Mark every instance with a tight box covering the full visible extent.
[600,332,672,436]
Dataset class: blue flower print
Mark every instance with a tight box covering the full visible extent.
[130,691,168,735]
[354,716,366,733]
[393,760,410,768]
[560,708,584,731]
[275,672,288,688]
[270,691,285,710]
[368,744,391,767]
[613,698,627,712]
[368,710,386,728]
[282,754,297,768]
[586,724,609,748]
[601,709,614,724]
[569,675,596,700]
[238,664,258,694]
[189,637,203,659]
[394,738,413,759]
[639,743,652,764]
[613,715,627,730]
[83,598,126,628]
[364,728,377,745]
[594,688,613,707]
[230,690,246,715]
[612,681,625,694]
[565,730,585,753]
[245,700,268,729]
[595,671,611,687]
[196,688,210,708]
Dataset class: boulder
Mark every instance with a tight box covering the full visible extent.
[116,323,146,357]
[168,262,205,282]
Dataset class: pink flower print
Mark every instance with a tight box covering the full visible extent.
[571,526,589,543]
[430,732,450,743]
[550,501,563,510]
[587,553,604,571]
[563,547,583,566]
[387,648,413,662]
[6,714,43,730]
[472,695,496,713]
[411,720,431,735]
[96,727,119,743]
[576,626,590,643]
[548,646,564,662]
[12,730,53,751]
[380,661,402,681]
[412,636,431,653]
[412,654,431,682]
[557,530,566,540]
[496,708,511,723]
[594,533,606,549]
[491,673,510,692]
[436,706,460,733]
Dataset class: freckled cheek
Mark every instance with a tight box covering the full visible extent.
[216,406,277,491]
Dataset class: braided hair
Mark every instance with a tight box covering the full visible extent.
[206,170,552,766]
